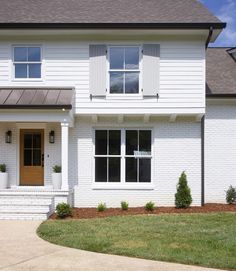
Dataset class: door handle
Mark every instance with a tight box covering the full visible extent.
[42,154,44,167]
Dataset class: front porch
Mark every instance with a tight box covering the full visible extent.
[0,87,75,219]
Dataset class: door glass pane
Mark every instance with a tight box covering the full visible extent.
[33,133,41,148]
[139,130,151,152]
[15,64,27,78]
[110,47,124,69]
[125,47,139,69]
[95,130,107,155]
[24,150,32,166]
[139,159,151,182]
[29,64,41,78]
[14,47,27,61]
[110,72,124,93]
[109,130,121,155]
[126,158,137,182]
[95,157,107,182]
[125,72,139,93]
[33,150,41,166]
[126,130,138,155]
[24,134,32,148]
[28,47,41,61]
[109,158,120,182]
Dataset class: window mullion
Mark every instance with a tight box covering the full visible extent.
[107,130,109,182]
[137,131,140,182]
[121,129,125,183]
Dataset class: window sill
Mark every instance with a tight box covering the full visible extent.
[12,79,43,82]
[106,94,143,100]
[92,183,155,190]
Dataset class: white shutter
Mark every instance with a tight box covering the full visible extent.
[142,44,160,97]
[89,45,107,96]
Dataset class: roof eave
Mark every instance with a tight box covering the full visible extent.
[0,104,72,110]
[206,94,236,98]
[0,22,227,30]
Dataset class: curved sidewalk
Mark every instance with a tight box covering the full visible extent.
[0,220,224,271]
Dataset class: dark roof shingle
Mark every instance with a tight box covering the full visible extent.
[206,48,236,95]
[0,0,223,27]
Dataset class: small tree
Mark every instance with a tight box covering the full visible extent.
[226,185,236,204]
[175,171,192,208]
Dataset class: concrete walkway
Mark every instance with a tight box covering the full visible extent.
[0,220,224,271]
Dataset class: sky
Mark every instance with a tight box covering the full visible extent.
[198,0,236,47]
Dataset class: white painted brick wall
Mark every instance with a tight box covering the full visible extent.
[73,117,201,207]
[205,104,236,203]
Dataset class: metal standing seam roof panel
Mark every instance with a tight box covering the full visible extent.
[0,88,74,109]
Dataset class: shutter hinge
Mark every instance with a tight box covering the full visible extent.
[106,50,108,54]
[142,49,143,54]
[141,88,143,92]
[106,88,107,92]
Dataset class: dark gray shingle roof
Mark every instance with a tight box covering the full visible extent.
[206,48,236,95]
[0,88,74,109]
[0,0,223,27]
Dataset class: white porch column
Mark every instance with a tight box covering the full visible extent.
[61,122,69,190]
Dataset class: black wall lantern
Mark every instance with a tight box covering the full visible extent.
[5,130,12,144]
[49,130,55,144]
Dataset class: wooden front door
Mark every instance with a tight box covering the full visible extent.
[20,129,44,186]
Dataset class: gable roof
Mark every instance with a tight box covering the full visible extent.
[0,0,225,29]
[206,48,236,96]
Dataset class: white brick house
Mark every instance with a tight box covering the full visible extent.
[0,0,235,219]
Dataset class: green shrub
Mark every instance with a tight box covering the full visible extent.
[56,203,72,218]
[226,185,236,204]
[53,165,61,173]
[121,201,129,211]
[145,201,155,211]
[0,164,6,172]
[175,171,192,208]
[97,203,106,212]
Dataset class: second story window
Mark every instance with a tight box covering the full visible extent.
[109,46,140,94]
[13,46,41,79]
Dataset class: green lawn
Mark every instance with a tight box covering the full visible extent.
[38,213,236,270]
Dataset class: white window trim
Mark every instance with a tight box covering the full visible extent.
[92,128,154,190]
[12,45,43,82]
[106,45,143,97]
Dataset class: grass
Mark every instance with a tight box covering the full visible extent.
[38,213,236,270]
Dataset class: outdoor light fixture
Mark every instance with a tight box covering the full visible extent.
[49,130,55,144]
[5,130,12,144]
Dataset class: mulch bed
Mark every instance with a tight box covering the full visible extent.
[50,203,236,220]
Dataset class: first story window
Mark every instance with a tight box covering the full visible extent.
[94,129,152,183]
[13,46,41,79]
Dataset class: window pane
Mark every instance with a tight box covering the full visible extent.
[28,47,41,61]
[33,134,41,148]
[139,159,151,182]
[15,64,27,78]
[110,47,123,69]
[95,130,107,155]
[24,150,32,166]
[125,47,139,69]
[109,130,120,155]
[139,130,151,152]
[14,47,27,62]
[29,64,41,78]
[126,130,138,155]
[110,72,124,93]
[24,134,32,148]
[109,158,120,182]
[33,150,41,166]
[125,72,139,94]
[126,158,137,182]
[95,157,107,182]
